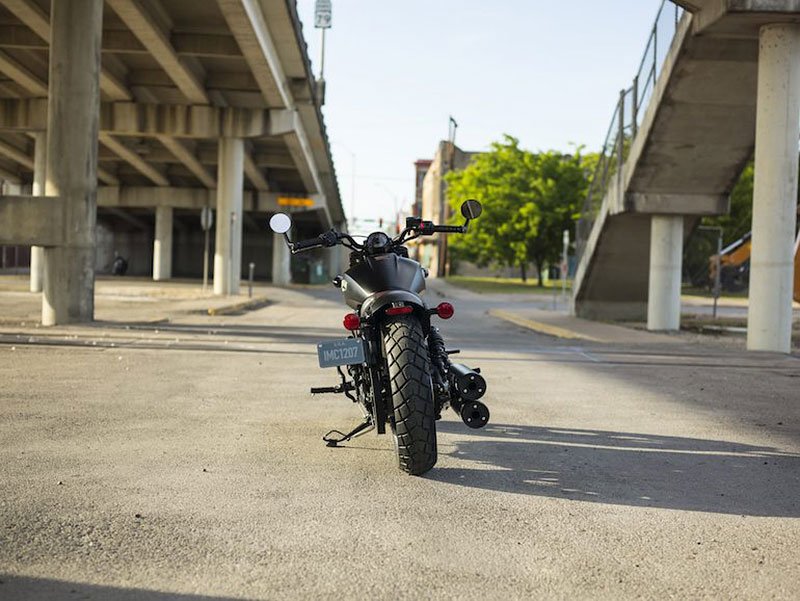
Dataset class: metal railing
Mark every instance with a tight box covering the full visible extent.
[575,0,685,262]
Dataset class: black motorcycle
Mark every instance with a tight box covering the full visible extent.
[269,200,491,475]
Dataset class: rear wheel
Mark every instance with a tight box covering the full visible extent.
[381,316,437,475]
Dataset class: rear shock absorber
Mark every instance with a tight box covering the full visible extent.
[428,327,450,411]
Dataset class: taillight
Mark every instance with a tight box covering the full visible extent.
[343,313,361,330]
[436,302,455,319]
[385,305,414,316]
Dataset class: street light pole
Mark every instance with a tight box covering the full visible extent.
[562,229,570,309]
[374,182,401,233]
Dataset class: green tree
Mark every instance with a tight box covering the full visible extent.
[704,162,754,245]
[445,135,594,285]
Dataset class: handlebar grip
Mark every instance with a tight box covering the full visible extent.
[292,236,324,251]
[433,225,465,234]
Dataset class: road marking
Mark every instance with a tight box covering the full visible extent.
[488,309,602,342]
[449,436,796,459]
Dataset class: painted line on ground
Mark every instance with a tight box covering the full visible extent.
[488,308,602,342]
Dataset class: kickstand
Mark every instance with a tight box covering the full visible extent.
[323,417,374,447]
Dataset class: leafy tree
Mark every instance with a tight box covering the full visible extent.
[704,162,754,245]
[445,135,594,285]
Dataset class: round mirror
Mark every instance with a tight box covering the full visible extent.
[269,213,292,234]
[461,199,483,220]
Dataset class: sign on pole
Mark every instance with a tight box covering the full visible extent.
[315,0,332,28]
[200,206,213,231]
[200,207,213,293]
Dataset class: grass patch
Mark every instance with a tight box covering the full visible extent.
[682,286,749,299]
[447,276,571,295]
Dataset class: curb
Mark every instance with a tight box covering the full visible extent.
[207,296,271,316]
[488,309,601,342]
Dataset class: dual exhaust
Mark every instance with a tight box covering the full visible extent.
[447,363,490,429]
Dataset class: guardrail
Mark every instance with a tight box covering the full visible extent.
[575,0,685,262]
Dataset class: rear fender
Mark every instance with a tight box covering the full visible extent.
[360,290,431,333]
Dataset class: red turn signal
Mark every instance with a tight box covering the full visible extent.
[436,302,455,319]
[343,313,361,331]
[385,305,414,316]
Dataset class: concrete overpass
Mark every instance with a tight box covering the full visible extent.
[0,0,344,324]
[573,0,800,353]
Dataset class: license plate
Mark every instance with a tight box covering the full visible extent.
[317,338,365,368]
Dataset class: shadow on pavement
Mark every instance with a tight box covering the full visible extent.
[0,575,253,601]
[431,422,800,517]
[0,321,350,354]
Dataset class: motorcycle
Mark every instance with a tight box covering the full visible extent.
[269,199,491,475]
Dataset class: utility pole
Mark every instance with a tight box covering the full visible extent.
[441,116,458,278]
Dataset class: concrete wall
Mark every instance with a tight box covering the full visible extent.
[96,221,153,276]
[172,225,274,281]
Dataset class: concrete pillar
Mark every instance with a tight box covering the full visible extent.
[747,24,800,353]
[324,246,339,280]
[272,231,291,285]
[29,132,46,293]
[324,221,343,278]
[213,138,244,295]
[647,215,683,331]
[153,206,173,281]
[42,1,102,326]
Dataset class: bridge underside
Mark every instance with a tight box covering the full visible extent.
[0,0,345,324]
[574,1,800,352]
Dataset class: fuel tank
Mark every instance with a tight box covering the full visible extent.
[341,253,426,311]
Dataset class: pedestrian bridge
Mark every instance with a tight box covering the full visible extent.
[573,0,800,353]
[0,0,343,325]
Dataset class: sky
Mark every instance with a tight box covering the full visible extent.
[295,0,667,226]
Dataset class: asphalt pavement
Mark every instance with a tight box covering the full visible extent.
[1,279,799,600]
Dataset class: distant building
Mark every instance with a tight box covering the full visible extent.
[413,159,432,217]
[416,142,477,277]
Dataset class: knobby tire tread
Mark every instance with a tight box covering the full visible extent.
[382,316,437,475]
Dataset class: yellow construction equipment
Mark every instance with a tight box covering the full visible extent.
[709,233,751,292]
[794,231,800,302]
[710,231,800,301]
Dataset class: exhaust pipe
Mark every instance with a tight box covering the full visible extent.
[448,363,486,401]
[451,398,490,429]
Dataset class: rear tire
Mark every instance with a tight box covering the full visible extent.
[382,316,437,475]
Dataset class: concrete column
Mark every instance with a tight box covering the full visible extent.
[325,221,343,278]
[29,132,46,293]
[42,1,102,326]
[152,206,173,281]
[747,24,800,353]
[213,138,244,295]
[324,246,339,280]
[647,215,683,331]
[272,231,291,285]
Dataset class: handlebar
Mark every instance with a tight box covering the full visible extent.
[289,230,358,254]
[291,236,325,252]
[432,225,466,234]
[287,219,468,255]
